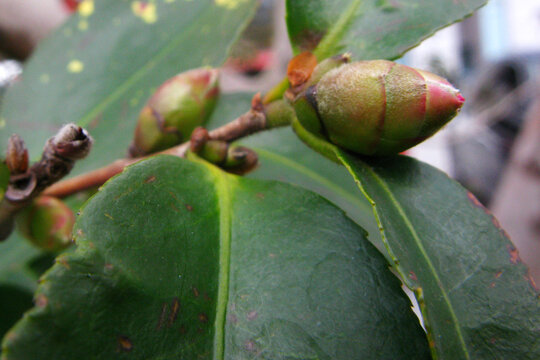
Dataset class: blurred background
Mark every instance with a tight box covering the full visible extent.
[1,0,539,282]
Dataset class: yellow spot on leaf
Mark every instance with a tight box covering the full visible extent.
[0,118,6,129]
[67,60,84,73]
[40,74,50,83]
[165,0,175,3]
[131,1,158,24]
[78,0,94,16]
[78,20,89,31]
[215,0,246,9]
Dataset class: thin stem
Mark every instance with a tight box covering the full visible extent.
[44,102,270,199]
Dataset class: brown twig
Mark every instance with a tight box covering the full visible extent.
[0,124,93,240]
[43,94,268,199]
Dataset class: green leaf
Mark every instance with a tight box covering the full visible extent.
[0,0,258,176]
[2,156,430,359]
[286,0,487,60]
[0,234,43,339]
[206,94,383,251]
[0,163,8,202]
[336,151,540,359]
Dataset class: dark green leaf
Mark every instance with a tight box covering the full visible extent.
[2,156,429,359]
[0,163,8,202]
[206,94,383,251]
[337,151,540,359]
[0,0,258,176]
[0,234,42,339]
[0,234,41,293]
[286,0,487,60]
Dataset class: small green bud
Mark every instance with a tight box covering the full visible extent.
[17,196,75,252]
[293,60,465,156]
[130,67,219,156]
[222,145,258,175]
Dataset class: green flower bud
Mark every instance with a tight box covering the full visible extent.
[130,67,219,156]
[293,60,465,156]
[17,196,75,252]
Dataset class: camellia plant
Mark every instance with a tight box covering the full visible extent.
[0,0,538,359]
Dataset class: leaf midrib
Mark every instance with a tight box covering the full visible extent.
[337,151,470,360]
[76,3,225,128]
[253,147,371,214]
[313,0,363,60]
[199,160,233,360]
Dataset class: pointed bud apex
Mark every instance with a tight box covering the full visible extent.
[6,134,28,174]
[293,60,464,156]
[16,196,75,252]
[130,67,219,156]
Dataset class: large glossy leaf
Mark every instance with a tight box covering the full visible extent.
[0,0,258,176]
[286,0,487,60]
[336,151,540,359]
[2,156,430,359]
[206,94,383,251]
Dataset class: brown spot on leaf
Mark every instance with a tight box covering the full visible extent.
[507,245,521,264]
[185,204,193,211]
[157,302,168,330]
[409,271,418,281]
[192,287,199,298]
[144,175,156,183]
[490,338,496,344]
[294,30,324,53]
[491,216,502,229]
[35,294,48,308]
[245,339,259,353]
[228,313,238,324]
[247,310,258,321]
[56,257,71,269]
[89,113,102,130]
[255,193,264,199]
[467,191,485,209]
[179,325,187,335]
[490,282,496,288]
[495,271,502,279]
[198,313,208,323]
[524,273,538,291]
[117,335,133,352]
[168,298,180,327]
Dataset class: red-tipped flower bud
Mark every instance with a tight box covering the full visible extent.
[130,67,219,156]
[16,196,75,252]
[293,60,465,156]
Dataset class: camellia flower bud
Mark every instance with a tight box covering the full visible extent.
[16,196,75,252]
[129,67,219,157]
[293,59,465,156]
